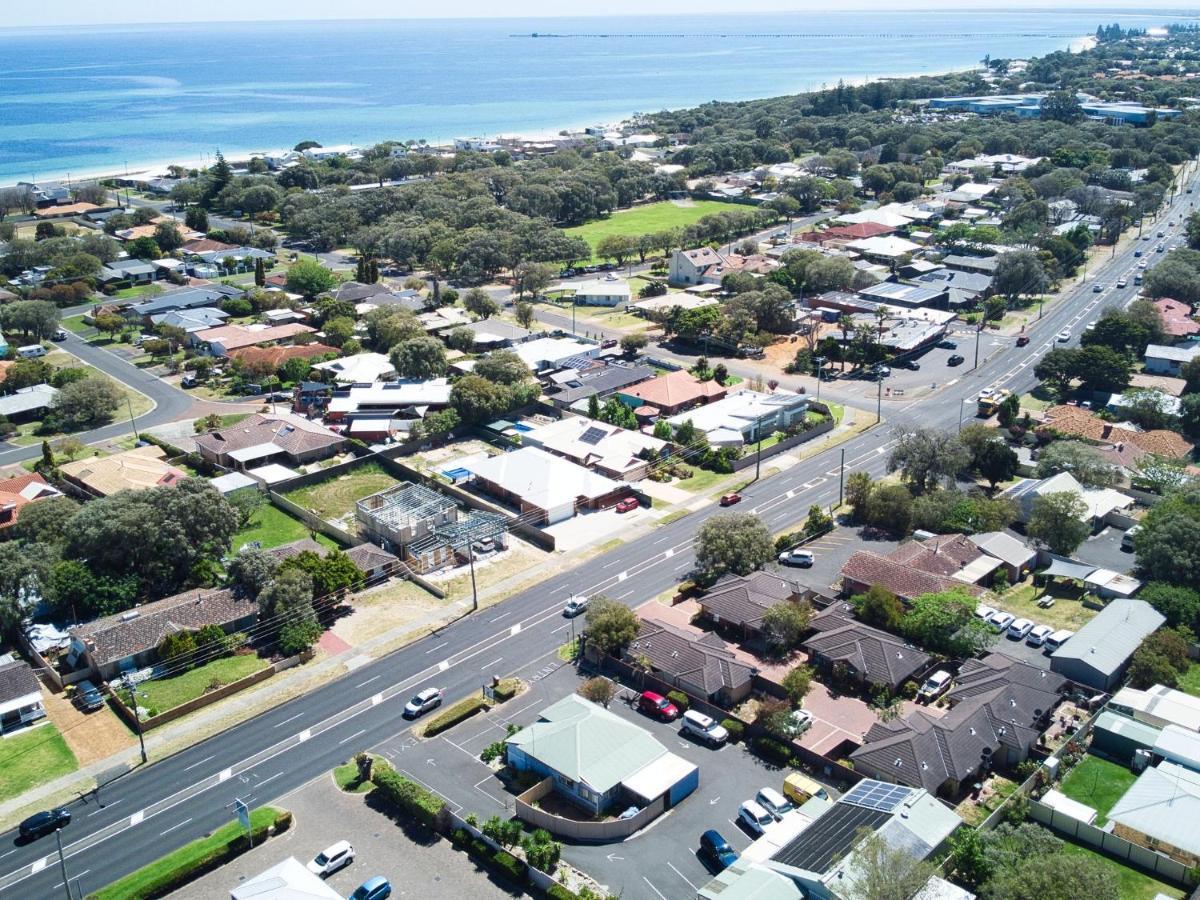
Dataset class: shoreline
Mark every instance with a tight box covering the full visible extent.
[7,34,1095,189]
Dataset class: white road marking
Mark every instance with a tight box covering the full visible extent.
[30,859,45,875]
[273,713,304,728]
[371,693,383,706]
[159,817,192,836]
[423,641,448,654]
[668,862,698,891]
[510,623,521,635]
[642,877,669,900]
[479,657,504,671]
[355,675,381,688]
[182,754,214,772]
[337,728,367,746]
[439,660,450,671]
[298,729,311,742]
[130,810,144,825]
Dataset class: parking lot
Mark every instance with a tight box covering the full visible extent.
[781,524,899,595]
[1074,525,1135,574]
[375,652,835,900]
[988,626,1056,671]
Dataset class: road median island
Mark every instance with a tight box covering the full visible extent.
[418,677,524,738]
[85,806,292,900]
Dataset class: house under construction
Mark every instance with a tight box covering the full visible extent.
[355,482,508,573]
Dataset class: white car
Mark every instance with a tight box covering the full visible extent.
[988,610,1015,631]
[789,709,814,735]
[1138,260,1147,268]
[1007,618,1034,640]
[563,595,589,618]
[403,687,443,718]
[738,800,774,835]
[1026,624,1054,647]
[778,549,814,568]
[1056,329,1071,342]
[756,787,794,820]
[918,670,953,700]
[308,840,355,877]
[975,603,997,620]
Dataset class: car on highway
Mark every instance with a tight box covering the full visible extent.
[1056,328,1071,342]
[738,800,774,836]
[947,354,964,366]
[869,364,891,378]
[719,492,742,507]
[897,358,920,370]
[988,610,1015,631]
[19,808,70,840]
[699,829,739,871]
[1158,244,1166,253]
[563,595,589,617]
[1093,284,1103,293]
[1117,279,1127,289]
[1133,249,1142,257]
[615,497,639,513]
[778,548,814,567]
[308,840,355,877]
[638,690,680,722]
[1027,624,1054,647]
[1007,618,1034,640]
[403,687,443,718]
[1016,335,1030,347]
[1138,260,1147,268]
[350,876,392,900]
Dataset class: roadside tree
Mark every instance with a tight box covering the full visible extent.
[693,512,775,584]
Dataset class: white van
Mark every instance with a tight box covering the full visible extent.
[1044,629,1074,653]
[17,344,46,359]
[1121,525,1141,551]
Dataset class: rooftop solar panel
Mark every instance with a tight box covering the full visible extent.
[771,802,890,873]
[579,426,608,445]
[841,780,912,813]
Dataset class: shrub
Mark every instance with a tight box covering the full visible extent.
[720,718,745,743]
[752,736,793,766]
[521,828,562,871]
[490,848,527,884]
[548,886,579,900]
[666,690,689,712]
[492,678,520,702]
[422,695,489,736]
[900,680,919,700]
[480,740,506,763]
[371,764,445,828]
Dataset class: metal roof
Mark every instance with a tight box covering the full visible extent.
[1050,599,1165,678]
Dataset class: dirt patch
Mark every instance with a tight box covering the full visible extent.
[41,687,135,766]
[332,581,450,646]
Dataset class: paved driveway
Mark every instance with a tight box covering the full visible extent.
[1075,526,1135,575]
[988,628,1055,671]
[778,525,900,595]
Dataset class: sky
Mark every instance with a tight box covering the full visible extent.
[6,0,1199,29]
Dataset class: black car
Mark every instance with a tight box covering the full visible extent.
[898,359,920,370]
[19,808,70,840]
[947,354,965,366]
[937,339,957,350]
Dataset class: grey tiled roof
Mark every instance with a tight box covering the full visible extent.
[699,571,806,630]
[801,608,930,690]
[627,618,755,697]
[0,660,40,704]
[345,542,399,571]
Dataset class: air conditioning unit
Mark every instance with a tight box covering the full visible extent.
[1132,749,1152,773]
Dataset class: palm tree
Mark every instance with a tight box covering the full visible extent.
[838,313,854,371]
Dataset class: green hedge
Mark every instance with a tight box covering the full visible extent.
[720,719,745,743]
[752,736,793,766]
[455,832,528,886]
[423,695,489,736]
[88,807,291,900]
[492,678,520,702]
[666,690,690,712]
[372,764,445,828]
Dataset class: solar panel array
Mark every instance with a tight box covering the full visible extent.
[841,780,912,813]
[579,426,609,446]
[771,803,890,873]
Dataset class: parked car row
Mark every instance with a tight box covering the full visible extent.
[305,841,392,900]
[975,605,1074,651]
[701,776,831,871]
[633,689,730,747]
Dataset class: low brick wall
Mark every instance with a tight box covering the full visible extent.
[514,777,665,843]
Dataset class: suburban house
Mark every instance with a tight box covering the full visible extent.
[464,447,631,526]
[505,694,698,816]
[17,181,71,206]
[312,352,397,384]
[228,343,339,372]
[913,268,993,306]
[1041,404,1194,460]
[802,604,931,692]
[665,390,811,447]
[1109,684,1200,732]
[669,247,726,286]
[572,278,632,307]
[701,779,960,900]
[0,660,45,733]
[1050,598,1165,690]
[344,542,401,582]
[0,384,59,421]
[543,361,655,411]
[59,445,188,497]
[1144,343,1200,376]
[698,571,813,638]
[150,306,230,333]
[797,222,897,247]
[520,417,666,481]
[1153,298,1200,339]
[448,318,535,350]
[66,587,257,683]
[508,336,599,374]
[194,413,346,470]
[194,323,317,357]
[625,616,756,706]
[839,550,984,604]
[1107,762,1200,867]
[850,654,1066,797]
[0,472,61,530]
[857,282,949,310]
[846,235,922,262]
[128,285,239,319]
[324,379,453,426]
[618,369,726,417]
[1000,471,1134,529]
[969,531,1038,582]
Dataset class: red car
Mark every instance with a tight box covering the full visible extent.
[719,493,742,507]
[615,497,639,513]
[638,691,680,721]
[1015,335,1030,347]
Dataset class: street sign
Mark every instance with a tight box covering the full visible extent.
[482,683,496,702]
[233,798,251,835]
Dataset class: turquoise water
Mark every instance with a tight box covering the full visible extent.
[0,10,1184,183]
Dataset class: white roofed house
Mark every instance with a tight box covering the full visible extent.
[520,416,666,481]
[323,379,453,440]
[999,471,1132,530]
[665,390,810,448]
[571,278,632,307]
[464,446,631,525]
[1050,598,1164,690]
[1144,343,1200,377]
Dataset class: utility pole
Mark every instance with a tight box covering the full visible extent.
[754,411,766,481]
[973,321,982,371]
[464,529,479,612]
[838,447,845,509]
[875,377,883,425]
[126,395,140,442]
[54,828,71,900]
[123,676,147,764]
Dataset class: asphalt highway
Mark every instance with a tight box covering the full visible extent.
[1,173,1194,897]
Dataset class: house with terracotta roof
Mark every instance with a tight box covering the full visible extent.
[1042,404,1194,459]
[617,370,726,417]
[0,472,61,530]
[229,343,339,371]
[850,653,1067,797]
[1153,298,1200,338]
[802,604,932,692]
[839,551,985,603]
[194,413,345,470]
[59,445,188,497]
[180,238,238,255]
[194,322,317,357]
[66,587,256,682]
[797,222,897,247]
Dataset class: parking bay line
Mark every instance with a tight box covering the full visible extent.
[642,877,669,900]
[668,862,698,892]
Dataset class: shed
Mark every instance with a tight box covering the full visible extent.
[1040,788,1098,825]
[1090,710,1161,764]
[1154,724,1200,772]
[621,751,699,807]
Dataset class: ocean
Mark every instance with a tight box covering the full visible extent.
[0,9,1188,184]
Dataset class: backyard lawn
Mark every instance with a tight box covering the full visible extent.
[1059,840,1184,899]
[0,723,78,798]
[233,503,337,552]
[991,580,1100,632]
[283,462,399,522]
[564,200,738,257]
[1058,755,1138,826]
[137,654,269,714]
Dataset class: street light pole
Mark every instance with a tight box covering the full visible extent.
[124,676,147,764]
[973,321,982,371]
[54,828,72,900]
[838,447,846,509]
[875,377,883,425]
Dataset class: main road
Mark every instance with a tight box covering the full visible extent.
[0,173,1194,897]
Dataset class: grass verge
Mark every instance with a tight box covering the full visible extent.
[334,756,379,794]
[87,806,291,900]
[137,654,270,714]
[0,723,78,799]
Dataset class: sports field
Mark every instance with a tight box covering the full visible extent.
[565,200,735,256]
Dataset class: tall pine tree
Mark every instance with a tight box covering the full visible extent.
[254,257,266,287]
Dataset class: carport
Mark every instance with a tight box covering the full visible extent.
[1041,556,1096,584]
[622,751,698,809]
